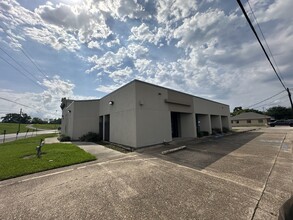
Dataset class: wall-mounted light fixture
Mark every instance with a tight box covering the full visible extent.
[68,110,71,113]
[109,101,114,105]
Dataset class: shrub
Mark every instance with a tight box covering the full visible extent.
[79,132,100,142]
[197,131,209,138]
[58,134,71,142]
[222,127,230,133]
[212,128,222,135]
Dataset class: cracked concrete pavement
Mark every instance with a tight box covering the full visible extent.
[0,127,292,219]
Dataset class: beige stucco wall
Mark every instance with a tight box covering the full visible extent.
[197,114,212,134]
[99,82,137,147]
[211,115,222,131]
[61,80,232,148]
[61,101,75,138]
[71,101,100,140]
[180,113,196,137]
[167,90,194,113]
[194,97,231,132]
[232,118,269,127]
[135,81,172,147]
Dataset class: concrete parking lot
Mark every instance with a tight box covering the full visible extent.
[0,128,292,219]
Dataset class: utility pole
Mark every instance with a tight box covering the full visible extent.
[18,108,22,133]
[237,0,293,113]
[287,88,293,111]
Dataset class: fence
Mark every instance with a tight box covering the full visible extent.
[1,128,39,143]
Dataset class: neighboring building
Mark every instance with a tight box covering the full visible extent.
[231,112,271,127]
[61,80,231,149]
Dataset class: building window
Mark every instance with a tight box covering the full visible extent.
[258,119,263,123]
[247,120,251,123]
[231,120,233,124]
[236,120,239,124]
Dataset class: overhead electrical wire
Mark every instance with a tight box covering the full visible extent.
[253,94,288,110]
[0,96,36,110]
[0,25,59,117]
[18,46,48,79]
[237,0,293,112]
[237,0,286,90]
[0,24,49,79]
[0,96,55,114]
[246,0,286,86]
[0,46,43,84]
[246,90,286,108]
[0,54,46,90]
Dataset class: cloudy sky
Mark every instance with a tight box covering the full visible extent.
[0,0,292,119]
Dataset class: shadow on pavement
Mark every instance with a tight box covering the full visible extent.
[139,131,263,171]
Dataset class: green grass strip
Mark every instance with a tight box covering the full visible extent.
[0,123,29,134]
[31,124,60,130]
[0,134,96,180]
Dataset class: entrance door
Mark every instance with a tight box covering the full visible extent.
[99,116,103,140]
[104,114,110,141]
[171,112,180,138]
[195,114,200,134]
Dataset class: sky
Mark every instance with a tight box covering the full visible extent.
[0,0,292,119]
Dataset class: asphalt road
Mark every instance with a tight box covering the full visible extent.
[0,128,292,219]
[0,130,57,144]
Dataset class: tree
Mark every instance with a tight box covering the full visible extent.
[31,117,47,124]
[231,107,263,116]
[231,106,243,116]
[1,113,31,124]
[49,118,61,124]
[266,106,293,120]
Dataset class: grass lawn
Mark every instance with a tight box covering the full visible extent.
[0,134,96,180]
[32,124,60,130]
[0,123,29,134]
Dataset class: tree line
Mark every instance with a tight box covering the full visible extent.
[1,113,61,124]
[231,106,293,120]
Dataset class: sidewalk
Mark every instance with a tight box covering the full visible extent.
[44,137,125,161]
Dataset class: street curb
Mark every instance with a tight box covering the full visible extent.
[161,145,186,155]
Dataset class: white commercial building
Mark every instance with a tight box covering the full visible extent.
[61,80,231,149]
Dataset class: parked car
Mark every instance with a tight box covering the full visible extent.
[268,120,293,127]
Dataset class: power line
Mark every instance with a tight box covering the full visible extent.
[0,24,49,79]
[0,55,45,90]
[0,96,54,115]
[246,90,286,108]
[237,0,286,89]
[0,46,44,84]
[246,0,286,86]
[18,47,48,79]
[253,94,289,110]
[0,96,36,110]
[237,0,293,112]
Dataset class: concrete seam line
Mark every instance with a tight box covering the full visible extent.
[250,133,287,220]
[147,157,262,194]
[20,169,74,182]
[86,154,139,167]
[161,146,186,155]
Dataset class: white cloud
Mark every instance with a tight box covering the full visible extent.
[156,0,198,24]
[86,43,148,74]
[1,0,292,114]
[95,84,121,93]
[97,0,150,21]
[0,75,97,119]
[24,26,80,52]
[129,23,156,44]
